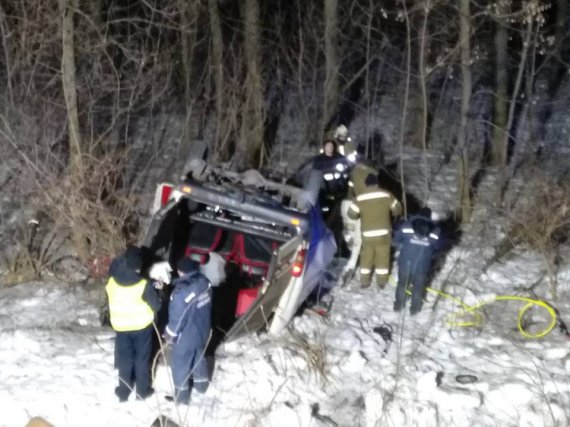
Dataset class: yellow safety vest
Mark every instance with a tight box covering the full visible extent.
[106,277,154,332]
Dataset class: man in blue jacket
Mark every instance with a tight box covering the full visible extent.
[106,245,161,402]
[164,257,212,405]
[393,207,440,315]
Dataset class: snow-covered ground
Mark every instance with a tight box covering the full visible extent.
[2,149,570,427]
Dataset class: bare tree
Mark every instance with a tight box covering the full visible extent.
[178,0,200,150]
[207,0,224,158]
[457,0,472,223]
[323,0,339,131]
[239,0,264,169]
[491,1,508,170]
[59,0,83,175]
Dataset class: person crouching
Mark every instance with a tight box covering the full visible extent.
[164,257,212,405]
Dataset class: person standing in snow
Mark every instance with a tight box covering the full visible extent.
[105,245,161,402]
[311,131,351,255]
[313,132,350,217]
[339,142,378,284]
[347,172,402,289]
[164,257,212,405]
[393,207,441,315]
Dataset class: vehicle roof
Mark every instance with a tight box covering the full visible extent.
[176,177,311,236]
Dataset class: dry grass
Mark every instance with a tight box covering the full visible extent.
[505,172,570,299]
[1,145,142,285]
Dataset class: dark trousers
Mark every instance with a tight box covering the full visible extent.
[395,264,428,315]
[171,346,209,404]
[114,325,153,401]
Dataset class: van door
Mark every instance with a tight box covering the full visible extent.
[225,235,303,341]
[142,198,191,265]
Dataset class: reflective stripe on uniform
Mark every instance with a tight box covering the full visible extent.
[429,233,439,240]
[360,268,372,274]
[349,204,360,213]
[375,268,389,275]
[391,200,399,209]
[362,229,389,237]
[106,277,154,332]
[348,181,354,187]
[324,173,334,181]
[356,191,390,202]
[402,227,414,233]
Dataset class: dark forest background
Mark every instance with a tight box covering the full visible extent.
[1,0,569,283]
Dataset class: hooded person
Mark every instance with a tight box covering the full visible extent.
[393,207,441,315]
[164,257,212,405]
[105,245,161,402]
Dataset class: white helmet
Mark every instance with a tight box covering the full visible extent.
[334,125,349,142]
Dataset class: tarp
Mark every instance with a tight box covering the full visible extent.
[297,205,337,304]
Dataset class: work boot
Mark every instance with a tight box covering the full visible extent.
[376,276,389,290]
[136,387,154,400]
[114,386,129,403]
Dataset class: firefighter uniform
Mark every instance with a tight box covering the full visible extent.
[348,167,402,288]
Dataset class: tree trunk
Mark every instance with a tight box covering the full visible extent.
[457,0,472,223]
[491,4,508,167]
[60,0,83,175]
[208,0,224,159]
[240,0,264,169]
[398,0,413,218]
[323,0,339,131]
[0,4,13,109]
[60,0,89,261]
[179,0,199,151]
[556,0,567,53]
[499,18,533,198]
[406,3,430,152]
[418,0,431,198]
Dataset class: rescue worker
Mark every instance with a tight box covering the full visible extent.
[106,245,161,402]
[164,257,212,405]
[347,172,402,289]
[393,207,440,315]
[309,132,350,254]
[313,131,350,216]
[340,142,380,284]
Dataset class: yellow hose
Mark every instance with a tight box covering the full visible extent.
[397,279,558,338]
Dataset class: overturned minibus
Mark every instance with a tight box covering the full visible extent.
[141,165,336,342]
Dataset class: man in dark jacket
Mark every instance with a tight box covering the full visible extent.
[312,135,351,212]
[393,207,441,315]
[311,134,351,255]
[106,245,161,402]
[164,257,212,405]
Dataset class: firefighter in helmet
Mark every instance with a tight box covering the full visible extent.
[347,169,402,289]
[339,140,376,283]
